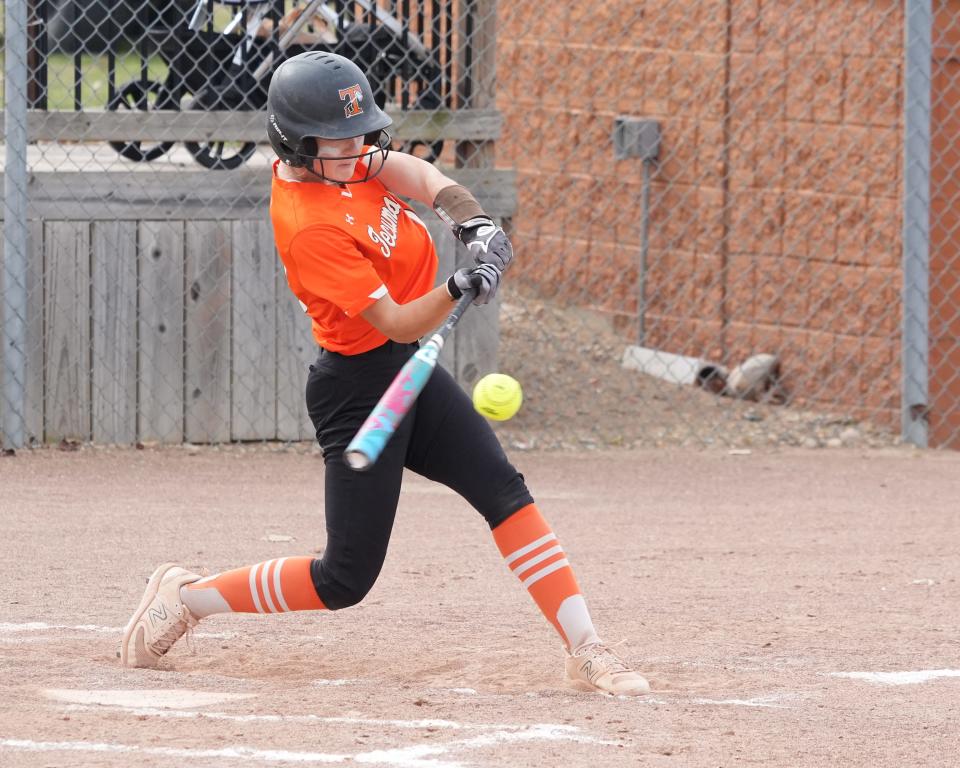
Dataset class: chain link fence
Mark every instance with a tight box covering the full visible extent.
[1,1,958,452]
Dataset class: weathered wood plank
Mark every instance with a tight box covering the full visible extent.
[0,220,43,444]
[276,264,316,442]
[2,108,502,142]
[231,219,277,440]
[26,221,44,443]
[139,221,184,443]
[92,220,138,444]
[184,221,232,443]
[0,168,517,221]
[44,221,91,442]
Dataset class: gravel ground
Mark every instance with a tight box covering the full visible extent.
[493,294,900,453]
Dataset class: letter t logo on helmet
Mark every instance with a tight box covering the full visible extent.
[339,85,364,118]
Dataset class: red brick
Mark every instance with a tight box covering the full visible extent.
[696,187,725,254]
[832,335,865,403]
[861,268,901,336]
[861,128,900,198]
[729,191,784,256]
[804,330,837,401]
[693,252,725,321]
[846,0,902,57]
[779,0,820,55]
[934,4,960,57]
[731,0,760,53]
[567,0,644,47]
[834,196,868,265]
[724,321,755,365]
[658,117,699,186]
[725,254,756,323]
[782,191,838,261]
[785,54,843,124]
[753,255,785,325]
[783,123,869,197]
[670,53,726,120]
[499,4,567,44]
[729,53,787,120]
[931,355,960,404]
[864,197,900,268]
[586,46,649,113]
[644,0,701,52]
[844,56,901,128]
[645,51,675,116]
[805,262,866,335]
[811,1,852,56]
[727,118,787,190]
[644,249,697,317]
[754,255,810,327]
[697,0,729,54]
[862,336,897,409]
[645,316,698,355]
[696,121,725,187]
[647,182,700,253]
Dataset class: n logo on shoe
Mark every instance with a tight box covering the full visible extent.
[581,659,598,682]
[147,603,169,628]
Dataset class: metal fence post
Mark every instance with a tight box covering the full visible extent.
[3,0,31,450]
[902,0,932,448]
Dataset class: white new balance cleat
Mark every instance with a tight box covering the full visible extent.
[120,563,201,669]
[565,641,651,695]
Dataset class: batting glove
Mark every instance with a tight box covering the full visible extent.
[446,263,502,306]
[456,216,514,272]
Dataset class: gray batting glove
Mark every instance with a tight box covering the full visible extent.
[456,216,514,272]
[446,263,502,306]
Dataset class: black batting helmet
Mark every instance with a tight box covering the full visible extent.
[266,51,392,177]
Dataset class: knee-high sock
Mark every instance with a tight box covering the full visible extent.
[492,504,601,650]
[180,556,325,618]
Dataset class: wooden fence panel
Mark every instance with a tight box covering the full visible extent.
[139,221,184,443]
[26,221,44,443]
[231,219,277,440]
[0,221,44,444]
[44,221,90,441]
[276,266,316,442]
[92,220,138,444]
[185,221,232,443]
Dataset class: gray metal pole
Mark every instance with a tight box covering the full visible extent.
[901,0,932,448]
[3,0,31,450]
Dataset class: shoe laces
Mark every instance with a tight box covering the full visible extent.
[152,609,197,656]
[576,640,631,674]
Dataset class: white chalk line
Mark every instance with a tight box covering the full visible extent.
[57,703,558,731]
[1,724,614,767]
[0,621,235,639]
[828,670,960,686]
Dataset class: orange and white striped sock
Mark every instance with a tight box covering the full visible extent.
[180,557,325,618]
[492,504,601,651]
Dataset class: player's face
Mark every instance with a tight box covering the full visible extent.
[311,136,364,182]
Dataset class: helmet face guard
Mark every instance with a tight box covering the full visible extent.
[302,129,392,185]
[267,52,393,182]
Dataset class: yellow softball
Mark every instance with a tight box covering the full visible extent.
[472,373,523,421]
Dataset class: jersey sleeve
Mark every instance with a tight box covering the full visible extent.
[288,225,388,318]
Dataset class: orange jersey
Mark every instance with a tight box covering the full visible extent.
[270,158,437,354]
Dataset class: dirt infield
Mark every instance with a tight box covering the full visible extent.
[1,443,959,767]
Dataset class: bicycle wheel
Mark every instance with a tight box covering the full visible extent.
[107,80,176,163]
[183,92,257,171]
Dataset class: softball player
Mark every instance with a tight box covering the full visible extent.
[120,52,649,696]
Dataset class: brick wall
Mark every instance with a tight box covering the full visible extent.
[497,1,904,430]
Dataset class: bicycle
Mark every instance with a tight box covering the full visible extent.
[108,0,445,170]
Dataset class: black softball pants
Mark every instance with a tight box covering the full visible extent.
[305,340,534,610]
